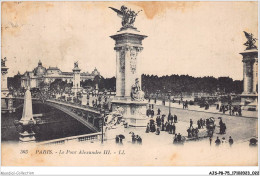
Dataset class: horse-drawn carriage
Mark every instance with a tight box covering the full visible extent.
[173,134,186,145]
[206,117,216,137]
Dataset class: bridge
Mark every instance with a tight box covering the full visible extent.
[2,96,104,133]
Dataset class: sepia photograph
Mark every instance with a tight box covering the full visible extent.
[0,0,259,173]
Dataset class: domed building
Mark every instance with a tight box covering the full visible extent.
[21,60,101,88]
[33,60,47,76]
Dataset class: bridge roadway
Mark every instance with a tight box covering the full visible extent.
[45,100,100,132]
[11,97,101,133]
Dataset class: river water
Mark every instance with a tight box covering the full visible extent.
[1,104,93,142]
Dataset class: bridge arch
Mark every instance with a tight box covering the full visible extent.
[13,99,100,132]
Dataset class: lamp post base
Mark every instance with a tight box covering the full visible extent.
[19,131,36,143]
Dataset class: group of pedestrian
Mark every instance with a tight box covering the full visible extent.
[146,109,180,138]
[187,126,199,138]
[168,113,178,123]
[197,118,206,129]
[131,132,142,145]
[219,104,242,116]
[183,100,188,109]
[146,107,155,117]
[165,121,176,134]
[173,133,183,144]
[229,105,242,116]
[115,135,124,144]
[213,136,233,146]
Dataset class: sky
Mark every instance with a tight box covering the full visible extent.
[1,1,258,80]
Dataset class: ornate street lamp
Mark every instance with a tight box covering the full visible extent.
[98,95,102,108]
[168,90,171,114]
[99,99,106,144]
[109,88,112,97]
[87,92,90,106]
[155,90,159,104]
[104,90,107,101]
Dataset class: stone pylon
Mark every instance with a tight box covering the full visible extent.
[72,62,82,95]
[240,44,258,110]
[1,57,9,113]
[1,57,9,97]
[110,6,148,127]
[19,89,36,142]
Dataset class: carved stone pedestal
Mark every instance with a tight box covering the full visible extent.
[19,131,36,143]
[18,89,36,142]
[72,62,82,95]
[240,94,258,110]
[111,99,149,127]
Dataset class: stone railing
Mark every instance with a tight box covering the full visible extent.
[37,132,102,146]
[49,98,101,112]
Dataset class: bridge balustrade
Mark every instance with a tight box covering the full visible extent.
[37,132,102,146]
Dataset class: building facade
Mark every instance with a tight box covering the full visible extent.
[21,60,100,88]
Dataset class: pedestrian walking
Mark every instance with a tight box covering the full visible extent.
[229,136,234,146]
[215,137,221,146]
[190,119,193,128]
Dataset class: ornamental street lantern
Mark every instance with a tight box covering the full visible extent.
[87,92,90,106]
[168,90,172,114]
[155,90,160,104]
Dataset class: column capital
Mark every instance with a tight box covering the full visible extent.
[242,57,257,63]
[1,71,8,75]
[114,46,143,52]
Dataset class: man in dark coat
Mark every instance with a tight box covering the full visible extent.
[228,136,233,146]
[173,134,178,143]
[165,121,169,132]
[145,123,150,133]
[197,120,201,129]
[168,114,173,123]
[177,133,182,142]
[168,113,171,122]
[157,108,161,115]
[215,137,221,146]
[146,108,151,117]
[150,118,155,131]
[161,122,165,131]
[156,127,160,135]
[151,123,156,132]
[185,100,188,109]
[136,135,142,144]
[174,114,178,123]
[238,106,242,116]
[172,123,176,134]
[151,109,154,117]
[200,118,203,128]
[161,114,165,124]
[219,119,223,127]
[222,123,226,134]
[115,135,120,143]
[187,127,192,138]
[131,133,136,144]
[190,119,193,128]
[156,116,161,129]
[168,123,173,134]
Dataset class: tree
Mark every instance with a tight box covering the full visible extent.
[7,74,22,90]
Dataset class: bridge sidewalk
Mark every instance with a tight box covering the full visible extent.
[150,100,258,119]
